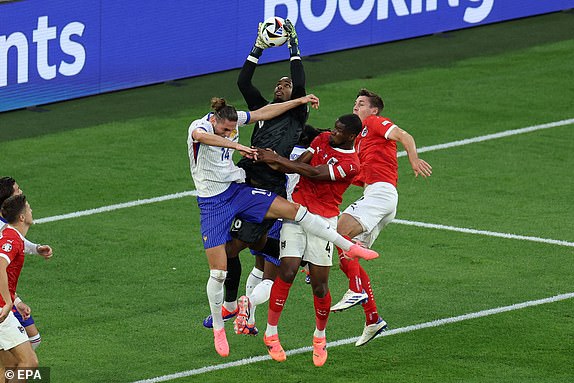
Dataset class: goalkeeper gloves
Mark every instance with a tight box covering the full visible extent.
[250,22,270,60]
[284,19,300,57]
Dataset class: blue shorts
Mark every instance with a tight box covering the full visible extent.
[12,306,35,327]
[197,182,278,249]
[250,220,282,267]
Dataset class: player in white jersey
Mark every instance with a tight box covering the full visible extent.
[187,97,379,358]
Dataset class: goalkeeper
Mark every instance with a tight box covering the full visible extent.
[201,19,308,333]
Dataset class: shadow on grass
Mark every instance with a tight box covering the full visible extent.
[1,11,573,142]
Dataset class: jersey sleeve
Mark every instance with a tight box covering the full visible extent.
[237,111,251,126]
[306,134,322,155]
[328,156,360,182]
[366,115,397,140]
[189,118,213,143]
[0,230,23,265]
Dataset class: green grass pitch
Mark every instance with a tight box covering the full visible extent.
[0,11,573,383]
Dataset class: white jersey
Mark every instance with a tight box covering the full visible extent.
[286,145,308,202]
[187,111,251,198]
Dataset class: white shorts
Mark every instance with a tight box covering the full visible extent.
[279,216,337,267]
[0,310,29,350]
[342,182,398,248]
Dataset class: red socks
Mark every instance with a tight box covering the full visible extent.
[267,276,292,326]
[314,292,332,331]
[359,266,380,325]
[337,235,362,293]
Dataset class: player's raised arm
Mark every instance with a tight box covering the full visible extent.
[237,22,270,110]
[388,127,432,178]
[249,94,319,123]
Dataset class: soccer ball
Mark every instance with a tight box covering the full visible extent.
[259,16,288,47]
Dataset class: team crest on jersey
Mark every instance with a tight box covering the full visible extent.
[203,235,208,242]
[229,129,238,140]
[1,243,12,252]
[361,127,368,137]
[327,157,339,166]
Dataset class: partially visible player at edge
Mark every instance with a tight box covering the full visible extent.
[0,177,52,358]
[0,195,43,372]
[186,96,378,358]
[202,18,308,335]
[331,88,432,346]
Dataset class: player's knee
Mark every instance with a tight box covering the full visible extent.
[279,267,297,283]
[312,284,329,298]
[209,269,227,283]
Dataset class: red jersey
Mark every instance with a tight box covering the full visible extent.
[353,115,398,187]
[292,132,360,218]
[0,226,25,307]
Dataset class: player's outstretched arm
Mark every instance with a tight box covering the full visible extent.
[388,128,432,178]
[37,245,53,260]
[23,237,39,255]
[255,148,332,180]
[249,94,319,123]
[284,19,300,58]
[238,23,269,110]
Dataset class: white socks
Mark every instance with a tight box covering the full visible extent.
[314,328,326,338]
[265,324,278,337]
[246,267,264,297]
[207,269,227,330]
[248,279,274,325]
[294,206,352,251]
[29,333,41,350]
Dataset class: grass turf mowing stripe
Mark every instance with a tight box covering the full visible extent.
[32,119,574,247]
[129,292,574,383]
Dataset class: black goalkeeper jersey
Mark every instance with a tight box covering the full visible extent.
[236,57,307,194]
[237,107,306,192]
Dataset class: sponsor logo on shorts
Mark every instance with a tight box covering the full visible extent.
[18,326,25,334]
[281,241,286,249]
[1,243,12,252]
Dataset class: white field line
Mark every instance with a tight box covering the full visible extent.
[392,219,574,247]
[130,292,574,383]
[33,118,574,247]
[34,191,197,224]
[396,118,574,157]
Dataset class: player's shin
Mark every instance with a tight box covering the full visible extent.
[207,269,227,329]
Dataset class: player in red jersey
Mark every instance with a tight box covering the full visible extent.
[0,177,52,357]
[331,88,432,346]
[253,114,363,366]
[0,194,40,371]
